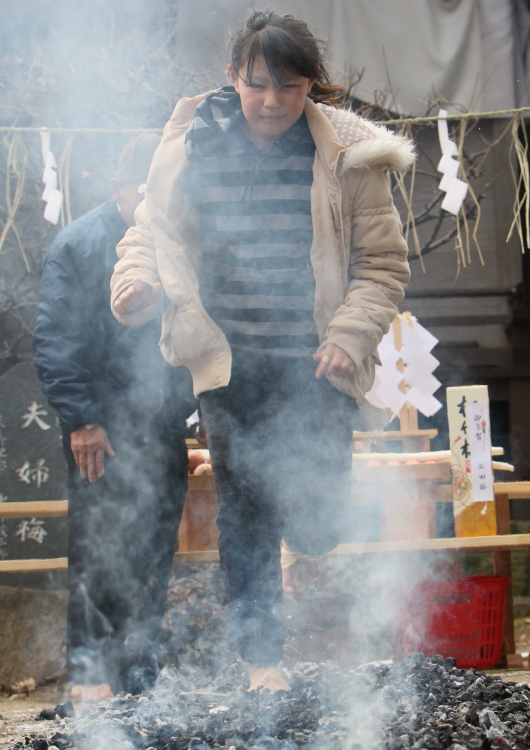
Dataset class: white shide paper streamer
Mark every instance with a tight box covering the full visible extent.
[466,400,495,503]
[365,318,442,418]
[40,131,63,225]
[437,109,468,216]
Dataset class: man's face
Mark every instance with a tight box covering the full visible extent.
[228,56,313,149]
[110,179,142,228]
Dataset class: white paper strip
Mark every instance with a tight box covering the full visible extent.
[40,132,50,163]
[400,347,439,375]
[379,346,401,367]
[405,386,443,417]
[441,178,469,215]
[402,365,441,393]
[378,386,407,415]
[40,130,63,226]
[365,316,442,418]
[375,365,404,390]
[439,160,460,192]
[411,320,438,351]
[438,109,450,152]
[466,401,494,502]
[43,189,63,224]
[437,109,468,215]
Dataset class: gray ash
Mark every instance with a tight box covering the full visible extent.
[31,655,530,750]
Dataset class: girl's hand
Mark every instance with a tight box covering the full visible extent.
[114,279,162,315]
[313,343,355,380]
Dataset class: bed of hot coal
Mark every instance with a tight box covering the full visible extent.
[26,655,530,750]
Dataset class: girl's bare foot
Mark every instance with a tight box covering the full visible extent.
[70,683,114,702]
[281,541,322,594]
[247,663,290,692]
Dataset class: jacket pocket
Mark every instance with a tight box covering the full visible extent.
[160,304,177,346]
[161,303,229,368]
[159,303,184,366]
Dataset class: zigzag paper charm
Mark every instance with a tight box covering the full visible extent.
[365,313,442,418]
[436,109,468,215]
[40,131,63,225]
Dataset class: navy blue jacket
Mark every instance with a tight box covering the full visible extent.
[33,200,195,439]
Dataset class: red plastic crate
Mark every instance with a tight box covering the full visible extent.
[395,575,510,669]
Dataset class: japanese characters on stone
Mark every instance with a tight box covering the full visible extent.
[0,362,67,564]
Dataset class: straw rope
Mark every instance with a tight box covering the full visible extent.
[0,106,529,276]
[0,127,163,134]
[0,106,528,134]
[380,106,530,126]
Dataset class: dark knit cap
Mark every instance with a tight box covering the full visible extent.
[115,133,161,185]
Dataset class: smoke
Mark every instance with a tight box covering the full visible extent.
[0,2,494,748]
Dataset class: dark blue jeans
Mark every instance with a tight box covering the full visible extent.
[64,431,187,693]
[200,353,358,667]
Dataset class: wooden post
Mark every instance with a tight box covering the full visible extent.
[393,315,421,452]
[178,475,219,553]
[494,492,517,662]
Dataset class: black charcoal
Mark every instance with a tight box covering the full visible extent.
[26,657,530,750]
[53,702,75,720]
[36,710,56,722]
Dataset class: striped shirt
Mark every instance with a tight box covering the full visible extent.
[183,87,319,357]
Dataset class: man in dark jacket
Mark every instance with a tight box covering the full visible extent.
[33,135,195,701]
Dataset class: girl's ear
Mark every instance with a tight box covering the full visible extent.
[228,64,240,91]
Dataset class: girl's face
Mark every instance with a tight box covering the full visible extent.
[228,56,314,148]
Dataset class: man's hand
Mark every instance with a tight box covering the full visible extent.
[70,425,116,483]
[313,343,355,380]
[113,279,162,315]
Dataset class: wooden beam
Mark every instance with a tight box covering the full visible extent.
[173,550,219,564]
[417,483,530,503]
[495,481,530,498]
[353,429,438,440]
[0,550,222,574]
[0,501,68,519]
[5,534,530,573]
[0,557,68,573]
[353,463,451,483]
[332,533,530,555]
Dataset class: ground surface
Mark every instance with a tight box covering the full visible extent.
[2,557,529,749]
[0,683,64,749]
[1,667,530,750]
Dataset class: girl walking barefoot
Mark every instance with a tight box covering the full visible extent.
[111,10,414,692]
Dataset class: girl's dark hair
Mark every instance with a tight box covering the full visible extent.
[228,9,342,106]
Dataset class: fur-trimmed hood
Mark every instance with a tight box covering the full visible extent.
[317,103,416,173]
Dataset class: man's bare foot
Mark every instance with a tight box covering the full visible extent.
[70,683,114,702]
[247,663,290,692]
[281,541,322,594]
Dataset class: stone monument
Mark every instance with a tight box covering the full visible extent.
[0,361,67,563]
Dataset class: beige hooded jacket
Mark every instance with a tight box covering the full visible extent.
[110,93,415,427]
